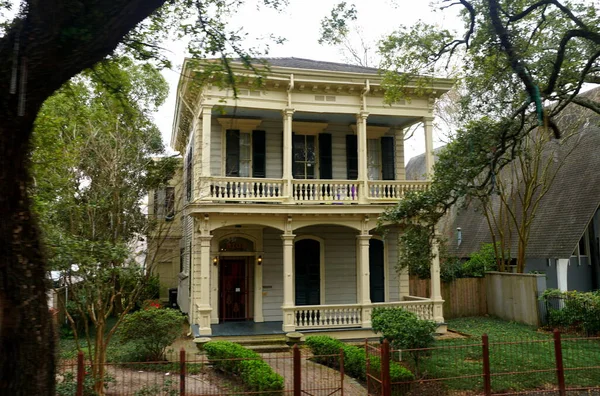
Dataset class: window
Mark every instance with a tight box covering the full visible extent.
[225,130,266,177]
[573,228,590,265]
[293,134,316,179]
[295,239,321,305]
[367,139,381,180]
[153,187,175,220]
[185,136,193,202]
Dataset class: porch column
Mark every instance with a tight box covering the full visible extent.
[199,106,213,199]
[424,116,434,177]
[557,258,569,292]
[282,108,294,202]
[430,231,445,326]
[282,233,296,332]
[254,252,264,322]
[195,232,213,335]
[357,234,372,328]
[356,111,369,204]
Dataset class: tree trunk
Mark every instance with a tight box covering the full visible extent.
[0,1,167,394]
[93,320,107,396]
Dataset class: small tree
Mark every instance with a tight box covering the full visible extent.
[118,307,184,361]
[371,308,437,376]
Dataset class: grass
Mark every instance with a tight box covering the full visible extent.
[403,316,600,393]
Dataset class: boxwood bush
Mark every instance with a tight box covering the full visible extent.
[305,336,414,383]
[203,341,284,395]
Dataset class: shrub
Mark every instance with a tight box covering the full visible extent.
[542,289,600,335]
[461,243,498,277]
[305,336,414,383]
[55,368,114,396]
[118,307,183,361]
[203,341,284,395]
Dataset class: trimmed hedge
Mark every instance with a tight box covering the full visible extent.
[305,336,414,383]
[542,289,600,335]
[203,341,284,395]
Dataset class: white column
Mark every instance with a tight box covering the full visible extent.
[196,233,213,335]
[357,234,372,327]
[254,253,264,322]
[195,106,212,200]
[424,117,434,177]
[357,111,369,203]
[557,258,569,292]
[281,233,296,332]
[282,108,294,201]
[430,231,445,326]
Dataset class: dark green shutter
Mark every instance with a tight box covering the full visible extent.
[369,239,385,303]
[252,130,266,178]
[381,136,395,180]
[318,133,332,179]
[346,135,358,180]
[225,129,240,176]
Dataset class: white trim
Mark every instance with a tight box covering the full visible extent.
[293,235,326,305]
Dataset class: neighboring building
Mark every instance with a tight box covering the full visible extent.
[152,57,453,336]
[407,88,600,292]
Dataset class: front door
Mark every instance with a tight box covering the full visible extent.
[220,258,248,321]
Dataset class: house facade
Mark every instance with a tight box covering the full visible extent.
[154,58,452,336]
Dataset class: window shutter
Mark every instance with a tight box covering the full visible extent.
[318,133,332,179]
[346,135,358,180]
[292,132,303,179]
[252,130,266,178]
[225,129,240,176]
[381,136,395,180]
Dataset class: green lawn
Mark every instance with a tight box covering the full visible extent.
[401,317,600,393]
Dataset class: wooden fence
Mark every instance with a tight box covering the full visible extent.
[410,277,487,319]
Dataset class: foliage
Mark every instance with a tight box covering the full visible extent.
[376,0,600,274]
[541,289,600,335]
[55,368,115,396]
[304,336,414,383]
[395,225,434,279]
[118,308,183,361]
[461,243,499,277]
[134,379,178,396]
[371,308,437,351]
[203,341,284,395]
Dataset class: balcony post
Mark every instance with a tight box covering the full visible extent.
[356,111,369,203]
[199,106,213,199]
[282,232,296,332]
[282,108,295,202]
[357,233,372,328]
[430,229,445,326]
[424,116,434,177]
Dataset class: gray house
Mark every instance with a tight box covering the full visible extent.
[407,88,600,292]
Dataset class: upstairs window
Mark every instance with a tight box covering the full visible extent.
[293,134,316,179]
[225,129,266,178]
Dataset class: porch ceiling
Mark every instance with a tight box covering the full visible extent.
[216,106,419,127]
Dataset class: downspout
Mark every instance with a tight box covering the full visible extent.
[287,74,294,108]
[361,79,370,111]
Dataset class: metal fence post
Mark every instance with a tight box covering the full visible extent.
[553,330,566,396]
[381,339,391,396]
[482,334,492,396]
[339,347,345,396]
[76,351,84,396]
[293,344,301,396]
[180,348,186,396]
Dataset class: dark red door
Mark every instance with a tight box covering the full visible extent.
[220,259,248,321]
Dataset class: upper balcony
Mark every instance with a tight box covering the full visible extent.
[172,58,452,208]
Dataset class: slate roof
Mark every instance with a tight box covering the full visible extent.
[410,88,600,259]
[256,57,381,74]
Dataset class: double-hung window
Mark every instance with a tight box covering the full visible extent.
[293,134,316,179]
[225,129,266,178]
[346,135,395,180]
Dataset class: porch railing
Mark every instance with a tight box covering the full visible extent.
[291,180,359,203]
[284,297,434,330]
[367,180,430,201]
[202,177,429,204]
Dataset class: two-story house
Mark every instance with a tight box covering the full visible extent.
[157,57,452,336]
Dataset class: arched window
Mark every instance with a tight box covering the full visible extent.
[295,239,321,305]
[369,238,385,303]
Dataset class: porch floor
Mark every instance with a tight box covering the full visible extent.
[211,321,285,337]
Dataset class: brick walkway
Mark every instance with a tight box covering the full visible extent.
[261,351,367,396]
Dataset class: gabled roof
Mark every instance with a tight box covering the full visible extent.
[411,88,600,259]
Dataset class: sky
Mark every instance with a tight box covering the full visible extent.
[154,0,463,163]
